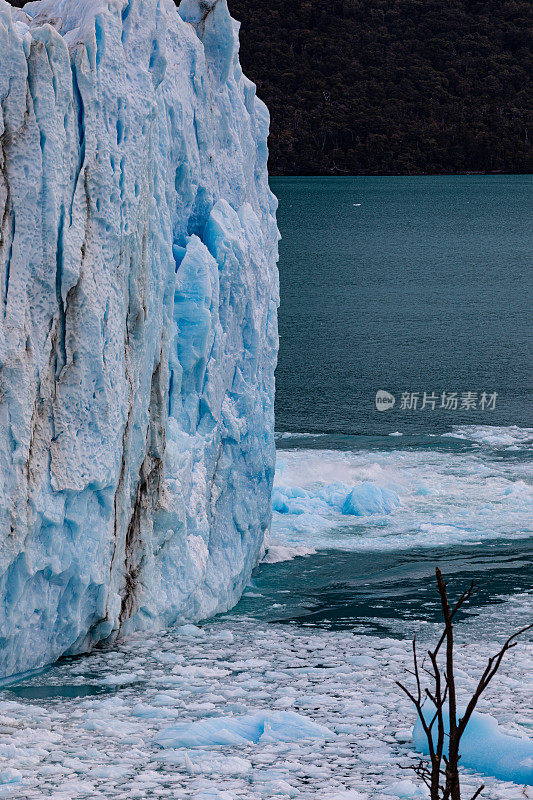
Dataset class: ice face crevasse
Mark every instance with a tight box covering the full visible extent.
[0,0,279,678]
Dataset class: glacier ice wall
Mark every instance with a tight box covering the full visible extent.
[0,0,279,678]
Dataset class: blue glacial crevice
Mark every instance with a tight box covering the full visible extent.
[0,0,279,678]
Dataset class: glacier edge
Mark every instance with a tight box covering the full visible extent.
[0,0,279,678]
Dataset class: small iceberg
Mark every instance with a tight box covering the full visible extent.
[155,711,335,748]
[342,483,400,516]
[413,709,533,785]
[272,482,400,517]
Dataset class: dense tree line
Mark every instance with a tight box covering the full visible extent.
[227,0,532,174]
[7,0,531,174]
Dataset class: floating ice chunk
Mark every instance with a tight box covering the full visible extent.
[273,699,295,711]
[388,779,427,797]
[0,769,21,786]
[261,543,317,563]
[272,486,310,514]
[272,481,399,518]
[297,693,333,708]
[155,711,335,748]
[260,778,300,796]
[58,780,97,796]
[347,655,377,667]
[413,709,533,785]
[188,787,235,800]
[176,624,207,638]
[99,673,139,686]
[394,728,414,743]
[131,703,177,719]
[89,765,131,780]
[156,750,252,775]
[342,483,400,516]
[212,630,235,643]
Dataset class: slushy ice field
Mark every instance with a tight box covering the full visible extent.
[1,425,532,799]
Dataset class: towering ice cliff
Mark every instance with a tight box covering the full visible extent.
[0,0,279,678]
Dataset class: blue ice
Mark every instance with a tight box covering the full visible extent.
[413,709,533,785]
[156,711,335,748]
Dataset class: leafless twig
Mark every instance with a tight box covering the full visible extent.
[396,567,532,799]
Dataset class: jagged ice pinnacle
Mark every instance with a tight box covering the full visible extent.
[0,0,279,678]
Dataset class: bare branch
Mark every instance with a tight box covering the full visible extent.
[431,573,476,660]
[396,567,530,800]
[397,681,419,708]
[458,623,533,737]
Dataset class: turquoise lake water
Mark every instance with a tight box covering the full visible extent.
[231,176,533,632]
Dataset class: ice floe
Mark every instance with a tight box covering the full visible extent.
[156,711,335,748]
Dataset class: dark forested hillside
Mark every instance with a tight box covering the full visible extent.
[7,0,531,174]
[227,0,532,175]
